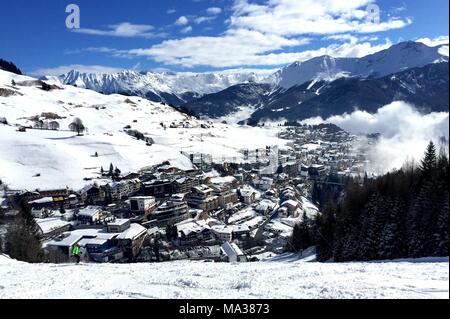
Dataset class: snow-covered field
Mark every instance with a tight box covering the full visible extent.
[0,254,448,299]
[0,70,288,190]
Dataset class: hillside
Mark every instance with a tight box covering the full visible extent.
[0,70,288,191]
[182,83,272,123]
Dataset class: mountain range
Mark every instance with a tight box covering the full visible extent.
[44,70,271,106]
[183,41,449,123]
[43,41,449,123]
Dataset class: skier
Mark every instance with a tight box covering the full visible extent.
[71,244,81,264]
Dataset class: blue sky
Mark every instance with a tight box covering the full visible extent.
[0,0,448,76]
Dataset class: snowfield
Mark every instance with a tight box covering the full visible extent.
[0,255,448,299]
[0,70,288,190]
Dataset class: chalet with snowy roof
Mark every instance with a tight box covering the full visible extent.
[211,226,233,243]
[176,219,215,246]
[238,186,258,204]
[78,184,106,205]
[231,224,252,240]
[28,195,65,210]
[186,185,219,213]
[281,199,301,217]
[36,217,71,240]
[106,179,141,201]
[107,219,131,233]
[210,184,239,209]
[173,176,200,194]
[76,206,104,224]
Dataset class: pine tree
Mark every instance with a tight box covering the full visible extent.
[290,224,303,252]
[378,200,401,260]
[358,194,381,261]
[315,202,336,261]
[435,190,449,256]
[5,201,44,263]
[109,163,114,176]
[420,141,437,179]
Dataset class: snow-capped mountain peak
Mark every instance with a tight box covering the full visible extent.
[273,41,449,89]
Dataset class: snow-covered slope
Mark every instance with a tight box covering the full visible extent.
[45,70,272,106]
[0,70,288,191]
[273,41,449,89]
[0,255,448,299]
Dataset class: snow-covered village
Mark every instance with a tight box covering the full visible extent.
[0,67,366,264]
[0,0,449,302]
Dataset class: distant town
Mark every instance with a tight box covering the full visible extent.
[0,123,373,264]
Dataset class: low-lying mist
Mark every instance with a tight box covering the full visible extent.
[303,101,449,173]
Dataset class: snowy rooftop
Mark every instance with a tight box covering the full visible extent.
[116,223,147,241]
[107,219,130,227]
[77,206,102,217]
[211,225,233,235]
[177,220,205,237]
[228,207,257,224]
[36,218,70,235]
[77,238,108,247]
[45,228,118,248]
[29,197,54,204]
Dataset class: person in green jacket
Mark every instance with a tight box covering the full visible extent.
[71,244,81,264]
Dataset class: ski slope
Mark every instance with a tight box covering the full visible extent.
[0,255,447,299]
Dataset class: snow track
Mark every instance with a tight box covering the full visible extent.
[0,256,448,299]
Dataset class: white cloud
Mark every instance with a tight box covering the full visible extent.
[175,16,189,26]
[167,9,176,14]
[125,34,390,68]
[305,102,449,173]
[207,7,222,15]
[180,26,193,34]
[29,65,125,77]
[73,22,156,38]
[416,36,449,47]
[127,29,311,68]
[195,16,217,24]
[230,0,411,36]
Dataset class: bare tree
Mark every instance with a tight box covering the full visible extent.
[49,121,60,131]
[69,117,86,135]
